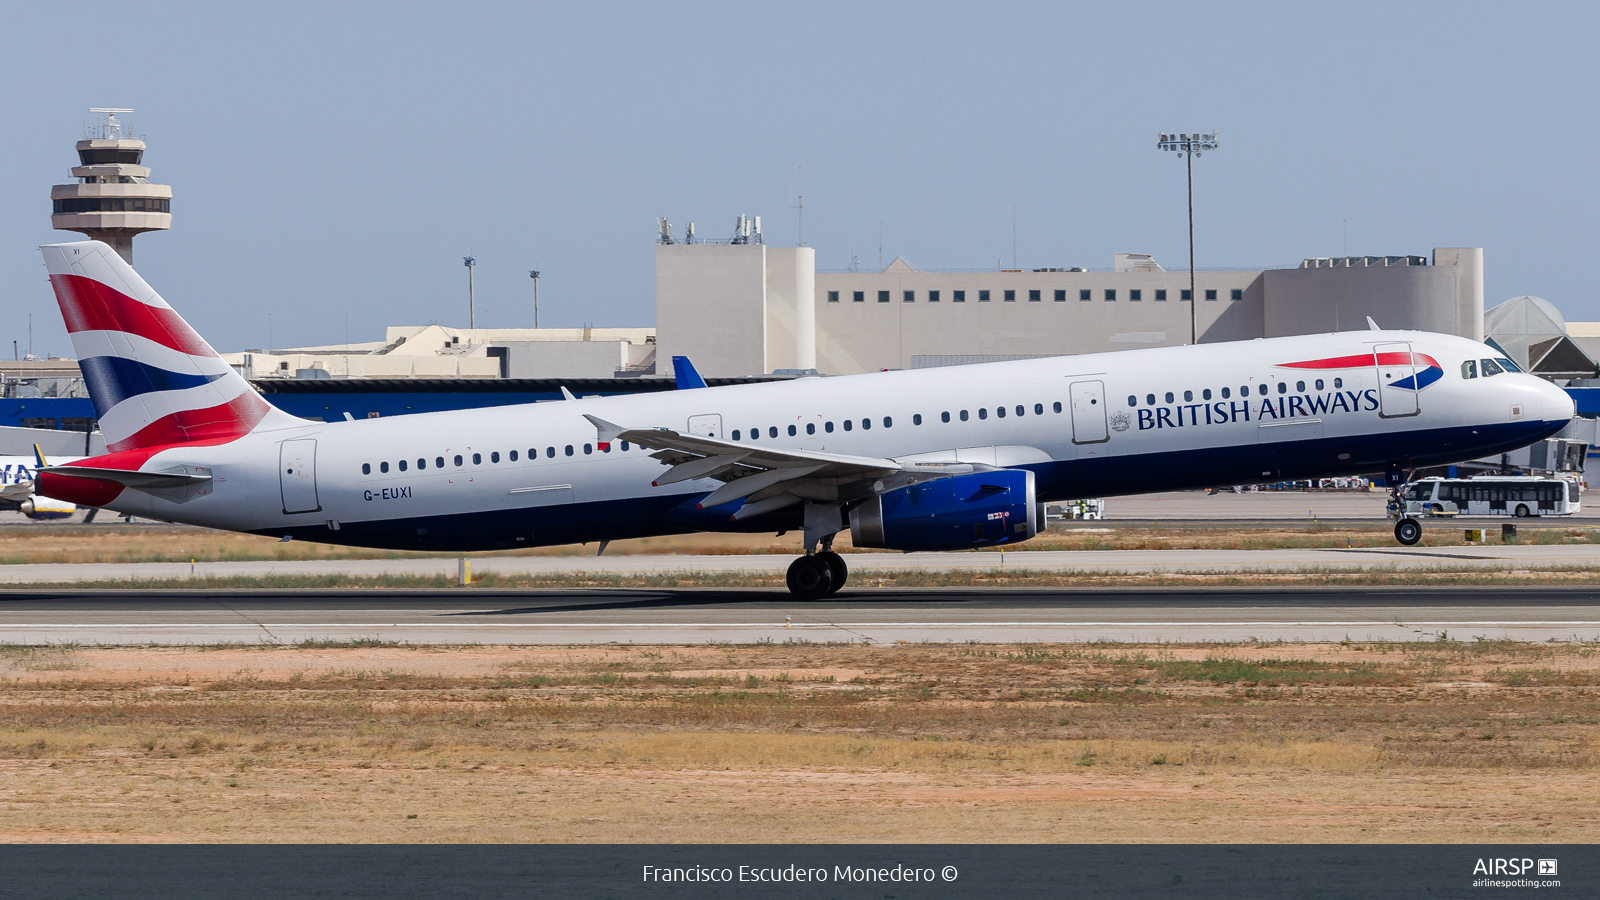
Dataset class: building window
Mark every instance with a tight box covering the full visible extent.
[1156,289,1167,301]
[1028,289,1041,302]
[929,290,940,302]
[827,290,839,303]
[1104,289,1116,301]
[1230,288,1243,300]
[904,290,915,303]
[953,290,965,302]
[1205,289,1218,300]
[1079,289,1091,301]
[979,290,991,302]
[1181,289,1192,300]
[853,291,864,302]
[1130,289,1142,301]
[1054,289,1066,302]
[878,290,890,302]
[1003,290,1016,302]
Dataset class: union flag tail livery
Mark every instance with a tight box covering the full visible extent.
[40,241,302,453]
[33,239,1576,596]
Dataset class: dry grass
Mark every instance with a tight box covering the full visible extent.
[1,641,1598,842]
[3,521,1592,566]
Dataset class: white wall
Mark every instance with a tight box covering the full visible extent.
[655,244,767,378]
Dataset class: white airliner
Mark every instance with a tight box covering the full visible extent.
[35,240,1575,596]
[0,447,81,519]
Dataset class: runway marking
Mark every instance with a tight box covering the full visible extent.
[3,621,1599,629]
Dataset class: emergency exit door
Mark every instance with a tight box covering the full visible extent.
[1374,342,1420,418]
[1070,380,1109,444]
[686,414,723,439]
[280,439,321,514]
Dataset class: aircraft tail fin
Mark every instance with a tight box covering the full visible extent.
[38,241,303,454]
[672,355,708,389]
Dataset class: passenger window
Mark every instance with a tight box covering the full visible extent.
[621,441,630,451]
[418,458,426,470]
[787,424,797,436]
[913,414,922,425]
[471,453,480,465]
[490,452,499,463]
[996,407,1006,418]
[1295,381,1304,392]
[1146,393,1156,405]
[1221,387,1230,399]
[1277,382,1286,394]
[509,450,518,461]
[1314,379,1324,391]
[1128,395,1137,407]
[825,421,834,432]
[437,456,446,467]
[546,447,555,458]
[564,445,573,456]
[978,408,988,420]
[941,412,951,423]
[1258,385,1268,396]
[1035,403,1044,414]
[844,420,853,431]
[454,455,464,466]
[584,444,592,454]
[806,423,815,435]
[960,410,970,421]
[1014,406,1024,417]
[862,418,871,430]
[1461,360,1477,379]
[768,426,778,438]
[1482,359,1503,376]
[399,460,408,471]
[884,417,893,427]
[1165,392,1174,403]
[1183,391,1193,402]
[1202,389,1211,400]
[748,428,758,440]
[362,463,371,474]
[380,462,389,473]
[1053,402,1062,413]
[732,430,741,440]
[1333,377,1343,388]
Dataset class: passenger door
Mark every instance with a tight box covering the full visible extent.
[1069,380,1109,445]
[1374,342,1420,418]
[279,439,320,514]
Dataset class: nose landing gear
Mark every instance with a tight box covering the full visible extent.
[1394,517,1423,546]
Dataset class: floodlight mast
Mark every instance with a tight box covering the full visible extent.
[1157,131,1220,345]
[529,269,541,329]
[463,256,477,331]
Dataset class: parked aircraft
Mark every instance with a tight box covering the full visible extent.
[36,241,1575,596]
[0,446,82,519]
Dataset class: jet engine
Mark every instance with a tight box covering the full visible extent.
[20,496,77,520]
[849,469,1042,552]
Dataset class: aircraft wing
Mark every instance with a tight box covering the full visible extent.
[584,415,973,518]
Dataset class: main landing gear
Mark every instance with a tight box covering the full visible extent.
[786,503,849,599]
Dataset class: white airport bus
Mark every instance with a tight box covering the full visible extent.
[1395,475,1582,518]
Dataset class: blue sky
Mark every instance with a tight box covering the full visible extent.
[1,1,1596,357]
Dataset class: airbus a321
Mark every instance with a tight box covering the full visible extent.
[35,241,1575,597]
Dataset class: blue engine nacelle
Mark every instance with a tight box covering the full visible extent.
[848,469,1042,551]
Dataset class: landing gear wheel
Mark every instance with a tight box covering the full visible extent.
[786,556,834,600]
[1394,517,1423,546]
[816,551,848,594]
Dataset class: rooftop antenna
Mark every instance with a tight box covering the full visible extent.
[752,215,762,245]
[684,221,695,244]
[656,217,674,245]
[790,167,805,247]
[88,108,135,139]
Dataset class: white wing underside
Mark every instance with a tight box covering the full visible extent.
[584,415,989,519]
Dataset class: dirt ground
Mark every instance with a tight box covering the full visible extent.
[1,641,1597,843]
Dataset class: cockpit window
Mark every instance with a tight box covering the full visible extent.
[1461,360,1477,379]
[1496,357,1521,373]
[1481,359,1504,377]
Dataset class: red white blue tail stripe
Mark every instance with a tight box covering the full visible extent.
[1277,351,1444,391]
[39,241,298,454]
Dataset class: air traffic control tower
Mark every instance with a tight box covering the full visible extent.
[50,109,171,263]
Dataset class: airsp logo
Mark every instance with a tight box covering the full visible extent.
[1109,411,1131,432]
[1539,860,1558,876]
[1473,858,1553,876]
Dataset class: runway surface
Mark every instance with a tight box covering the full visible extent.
[2,586,1598,644]
[4,542,1599,584]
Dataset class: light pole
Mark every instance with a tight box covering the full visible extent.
[1157,131,1219,345]
[529,270,541,329]
[463,256,477,331]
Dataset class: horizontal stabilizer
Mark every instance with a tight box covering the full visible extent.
[41,466,211,490]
